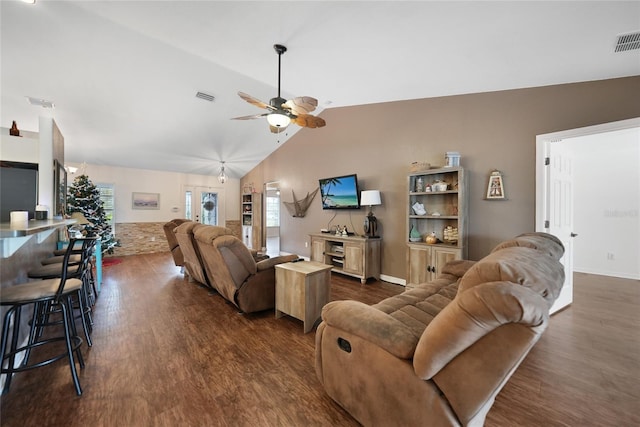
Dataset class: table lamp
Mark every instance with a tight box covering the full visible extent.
[361,190,381,238]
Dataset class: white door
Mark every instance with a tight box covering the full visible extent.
[536,118,640,314]
[547,141,575,313]
[183,186,225,226]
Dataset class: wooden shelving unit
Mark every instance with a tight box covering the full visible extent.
[241,193,262,250]
[406,166,467,287]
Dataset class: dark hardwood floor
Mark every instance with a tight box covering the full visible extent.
[1,253,638,426]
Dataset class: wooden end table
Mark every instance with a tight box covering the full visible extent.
[275,261,332,333]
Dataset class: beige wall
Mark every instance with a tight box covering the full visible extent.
[242,76,640,281]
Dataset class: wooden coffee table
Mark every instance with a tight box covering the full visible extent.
[274,261,332,333]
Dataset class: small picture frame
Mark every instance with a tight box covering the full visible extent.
[132,192,160,210]
[486,170,505,199]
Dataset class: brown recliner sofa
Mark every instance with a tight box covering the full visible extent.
[163,218,191,268]
[193,225,298,313]
[315,232,565,426]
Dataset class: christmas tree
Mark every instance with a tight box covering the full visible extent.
[66,174,119,254]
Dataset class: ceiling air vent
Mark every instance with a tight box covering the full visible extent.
[26,96,55,108]
[615,31,640,52]
[196,91,215,102]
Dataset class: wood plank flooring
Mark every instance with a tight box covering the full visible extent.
[1,253,638,426]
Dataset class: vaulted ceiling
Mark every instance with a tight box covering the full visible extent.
[2,1,638,179]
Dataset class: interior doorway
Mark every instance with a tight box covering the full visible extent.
[264,181,281,257]
[536,117,640,314]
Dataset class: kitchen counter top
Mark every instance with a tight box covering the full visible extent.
[0,218,75,238]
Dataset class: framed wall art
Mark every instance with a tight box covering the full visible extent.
[132,192,160,210]
[486,170,505,200]
[53,159,67,216]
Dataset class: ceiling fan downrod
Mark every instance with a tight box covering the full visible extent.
[274,44,287,99]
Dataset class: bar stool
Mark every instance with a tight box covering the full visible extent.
[1,241,85,395]
[27,237,97,347]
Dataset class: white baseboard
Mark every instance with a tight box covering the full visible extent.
[574,268,640,280]
[380,274,405,286]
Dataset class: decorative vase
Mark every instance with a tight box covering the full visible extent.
[409,225,421,242]
[425,231,437,244]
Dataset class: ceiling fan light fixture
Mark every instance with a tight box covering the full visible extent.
[267,113,291,128]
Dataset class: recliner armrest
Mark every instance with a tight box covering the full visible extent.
[321,300,419,359]
[256,254,299,271]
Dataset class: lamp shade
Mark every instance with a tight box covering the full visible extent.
[360,190,381,206]
[70,212,91,224]
[267,113,291,128]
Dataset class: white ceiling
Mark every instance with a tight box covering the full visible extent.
[2,1,639,179]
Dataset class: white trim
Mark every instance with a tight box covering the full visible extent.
[380,274,405,286]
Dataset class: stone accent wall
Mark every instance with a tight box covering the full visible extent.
[112,220,242,256]
[225,220,241,239]
[113,222,168,256]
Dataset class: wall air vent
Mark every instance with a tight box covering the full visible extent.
[615,31,640,52]
[196,91,215,102]
[26,96,55,108]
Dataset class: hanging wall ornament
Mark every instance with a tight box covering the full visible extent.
[283,188,319,218]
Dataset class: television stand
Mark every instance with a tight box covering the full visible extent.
[309,233,381,284]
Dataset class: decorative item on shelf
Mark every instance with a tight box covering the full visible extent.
[443,226,459,243]
[425,183,431,192]
[415,177,424,192]
[361,190,382,237]
[433,181,448,192]
[35,205,48,220]
[409,225,422,242]
[9,121,20,137]
[342,226,348,237]
[445,151,461,167]
[411,202,426,216]
[425,231,438,244]
[409,161,430,172]
[283,187,319,218]
[335,225,343,236]
[486,170,505,199]
[242,183,254,194]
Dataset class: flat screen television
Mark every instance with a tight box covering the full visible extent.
[318,173,361,209]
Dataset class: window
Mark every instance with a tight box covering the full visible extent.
[185,191,192,220]
[97,184,115,233]
[265,195,280,227]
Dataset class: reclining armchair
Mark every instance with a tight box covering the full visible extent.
[194,225,298,313]
[173,222,211,288]
[315,232,565,426]
[163,218,191,269]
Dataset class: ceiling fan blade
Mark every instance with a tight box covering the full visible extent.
[238,92,273,110]
[292,114,326,128]
[283,96,318,115]
[231,113,267,120]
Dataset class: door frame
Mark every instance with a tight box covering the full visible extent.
[182,185,226,225]
[263,181,281,255]
[535,117,640,313]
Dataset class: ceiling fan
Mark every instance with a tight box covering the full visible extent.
[232,44,326,133]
